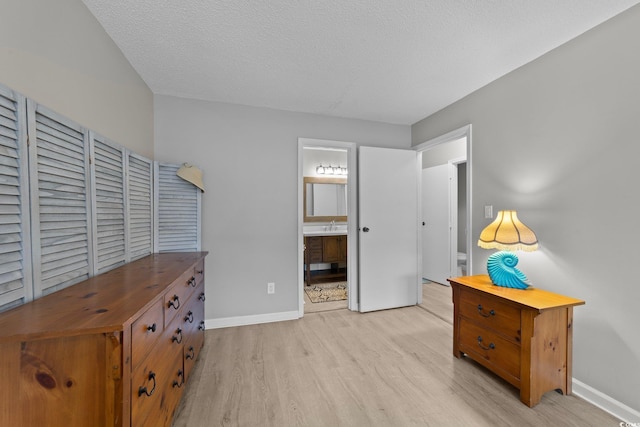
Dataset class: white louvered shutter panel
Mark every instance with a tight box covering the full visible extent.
[27,101,93,297]
[154,162,201,252]
[90,133,126,273]
[127,153,153,260]
[0,86,32,310]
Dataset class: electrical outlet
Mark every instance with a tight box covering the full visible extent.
[267,282,275,294]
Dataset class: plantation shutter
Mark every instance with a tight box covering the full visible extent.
[0,86,32,309]
[154,162,201,252]
[90,133,127,273]
[27,101,93,297]
[127,153,153,260]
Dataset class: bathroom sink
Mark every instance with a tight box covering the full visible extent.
[303,226,347,236]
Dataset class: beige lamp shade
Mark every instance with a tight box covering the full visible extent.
[176,163,205,192]
[478,210,538,252]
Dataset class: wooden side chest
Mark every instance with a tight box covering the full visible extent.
[0,252,208,427]
[448,275,584,407]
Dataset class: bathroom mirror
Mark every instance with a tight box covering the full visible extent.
[303,177,347,222]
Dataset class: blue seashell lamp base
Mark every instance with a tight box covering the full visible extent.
[486,251,530,289]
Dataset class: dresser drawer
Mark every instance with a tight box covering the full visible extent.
[164,269,198,327]
[459,289,521,342]
[131,300,165,369]
[180,285,205,340]
[131,346,184,427]
[183,287,205,381]
[194,258,205,287]
[458,317,521,381]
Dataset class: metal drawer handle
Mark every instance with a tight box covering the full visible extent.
[168,295,181,310]
[184,311,194,323]
[188,276,196,287]
[172,370,184,388]
[199,293,205,302]
[196,269,204,275]
[198,321,205,331]
[186,346,195,360]
[477,336,495,350]
[146,323,157,333]
[477,304,495,317]
[138,371,156,397]
[172,328,183,344]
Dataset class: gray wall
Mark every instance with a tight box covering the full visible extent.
[154,95,411,320]
[421,137,466,169]
[412,5,640,413]
[0,0,154,157]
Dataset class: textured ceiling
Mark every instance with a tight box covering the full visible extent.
[81,0,639,125]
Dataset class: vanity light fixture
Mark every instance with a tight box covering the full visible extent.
[316,164,348,176]
[477,210,538,289]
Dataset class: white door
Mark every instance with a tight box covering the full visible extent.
[422,164,451,285]
[359,147,419,312]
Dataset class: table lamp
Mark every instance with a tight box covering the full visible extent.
[477,210,538,289]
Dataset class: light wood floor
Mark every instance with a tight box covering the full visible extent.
[173,282,619,426]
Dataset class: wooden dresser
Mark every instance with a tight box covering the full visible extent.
[448,275,584,407]
[0,252,208,427]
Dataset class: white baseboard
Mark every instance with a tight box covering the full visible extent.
[573,378,640,423]
[205,310,300,329]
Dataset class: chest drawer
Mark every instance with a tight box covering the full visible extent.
[194,258,205,287]
[164,269,198,327]
[131,300,165,369]
[131,345,184,427]
[182,285,205,381]
[459,289,521,342]
[458,317,521,381]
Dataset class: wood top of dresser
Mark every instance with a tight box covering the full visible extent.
[0,252,208,343]
[448,275,585,311]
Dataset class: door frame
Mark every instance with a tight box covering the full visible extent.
[413,124,473,279]
[298,138,358,317]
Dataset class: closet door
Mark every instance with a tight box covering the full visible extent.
[0,86,32,309]
[154,162,201,252]
[127,152,153,261]
[27,101,93,298]
[90,133,127,273]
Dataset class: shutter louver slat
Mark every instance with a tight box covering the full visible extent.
[91,135,126,273]
[128,154,153,261]
[0,87,30,310]
[30,104,90,296]
[155,163,201,253]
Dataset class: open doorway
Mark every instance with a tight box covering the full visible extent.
[415,125,472,292]
[298,139,358,316]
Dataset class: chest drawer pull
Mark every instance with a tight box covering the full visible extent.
[199,292,205,302]
[172,370,184,388]
[172,328,183,344]
[186,346,195,360]
[477,336,496,350]
[146,323,157,333]
[184,311,194,323]
[199,321,205,331]
[188,277,196,287]
[477,304,495,317]
[138,371,156,397]
[168,295,181,310]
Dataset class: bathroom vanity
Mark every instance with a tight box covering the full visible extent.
[304,234,347,285]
